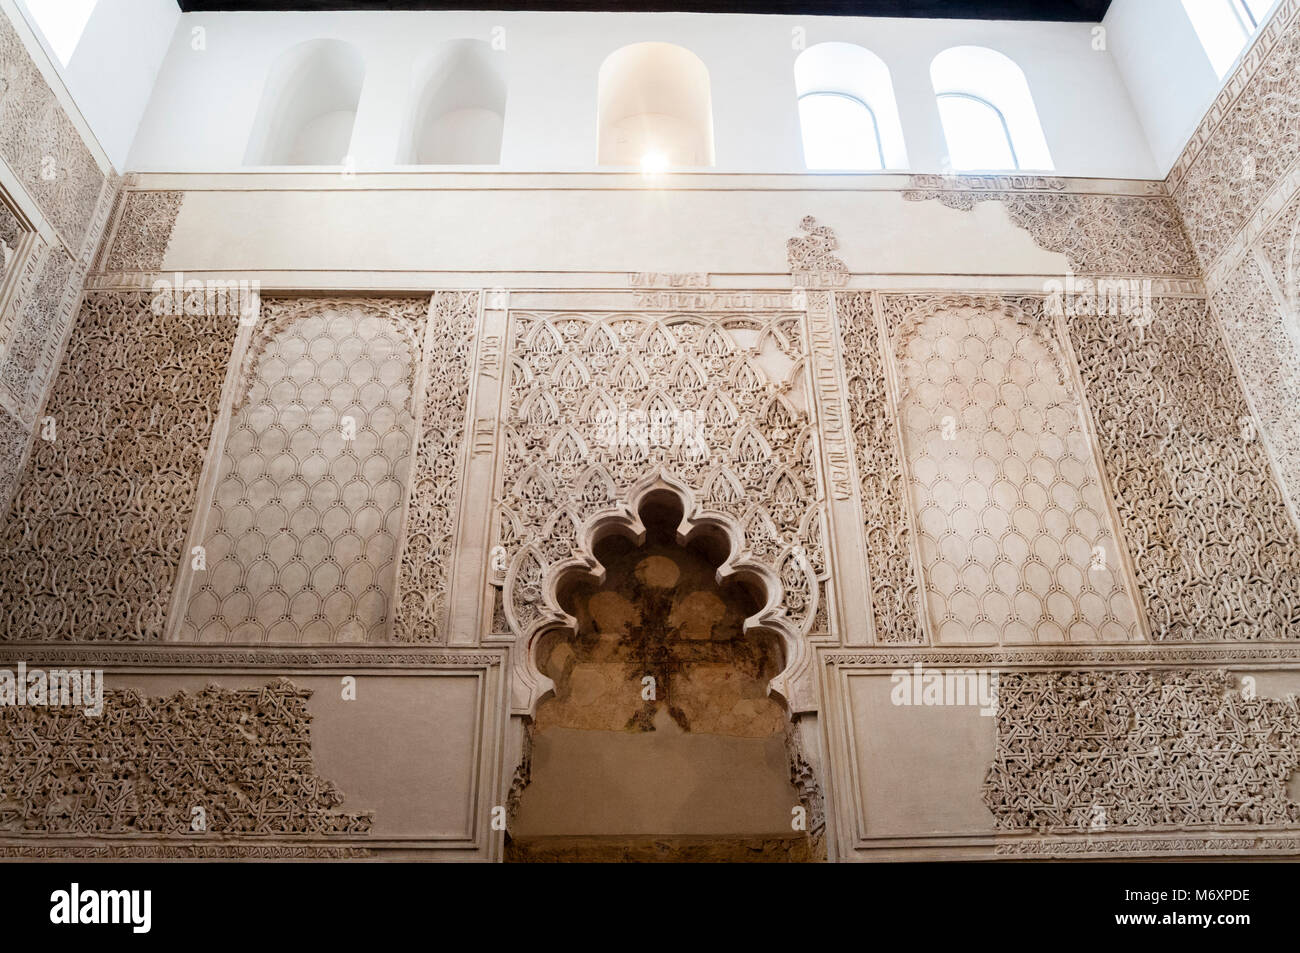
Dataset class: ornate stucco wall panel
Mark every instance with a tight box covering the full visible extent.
[1209,252,1300,503]
[0,653,507,858]
[881,293,1141,645]
[178,297,426,643]
[1062,296,1300,639]
[0,291,238,640]
[0,14,106,254]
[1169,2,1300,518]
[492,292,833,716]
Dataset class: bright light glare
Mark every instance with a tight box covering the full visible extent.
[23,0,98,67]
[640,152,669,175]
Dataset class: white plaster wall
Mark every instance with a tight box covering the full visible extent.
[1104,0,1221,175]
[127,9,1158,178]
[14,0,179,172]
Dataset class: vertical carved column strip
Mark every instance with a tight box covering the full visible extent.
[443,290,498,646]
[807,290,871,645]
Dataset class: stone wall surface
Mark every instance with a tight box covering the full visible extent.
[2,3,1300,862]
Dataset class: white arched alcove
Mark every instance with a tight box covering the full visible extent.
[401,39,506,165]
[793,42,908,170]
[930,45,1052,172]
[243,38,365,166]
[597,42,715,168]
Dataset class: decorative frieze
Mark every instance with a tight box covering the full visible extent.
[904,180,1199,278]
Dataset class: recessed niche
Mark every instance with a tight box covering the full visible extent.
[244,38,365,167]
[401,39,506,165]
[597,42,715,168]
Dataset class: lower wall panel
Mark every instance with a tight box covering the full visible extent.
[822,651,1300,861]
[0,648,507,860]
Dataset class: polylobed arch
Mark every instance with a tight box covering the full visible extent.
[596,42,715,168]
[244,38,365,166]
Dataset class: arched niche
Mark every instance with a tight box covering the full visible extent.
[243,38,365,167]
[793,42,908,170]
[930,45,1052,172]
[400,39,506,165]
[597,42,715,168]
[507,488,820,861]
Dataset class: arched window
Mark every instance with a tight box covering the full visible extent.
[935,93,1017,171]
[597,43,714,169]
[1182,0,1277,78]
[794,42,906,171]
[243,39,365,166]
[930,46,1052,172]
[401,39,506,165]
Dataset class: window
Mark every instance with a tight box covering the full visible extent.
[597,43,715,169]
[1182,0,1278,78]
[794,43,907,171]
[798,93,883,170]
[936,93,1017,171]
[930,46,1052,172]
[21,0,98,67]
[244,39,365,167]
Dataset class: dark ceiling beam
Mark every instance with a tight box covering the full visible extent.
[176,1,1112,23]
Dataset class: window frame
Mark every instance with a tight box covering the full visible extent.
[797,90,887,171]
[935,91,1020,172]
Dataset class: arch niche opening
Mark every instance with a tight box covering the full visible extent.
[507,490,817,862]
[596,42,715,168]
[401,39,506,165]
[244,38,365,167]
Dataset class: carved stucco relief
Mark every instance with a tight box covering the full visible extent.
[1062,296,1300,639]
[1210,252,1300,502]
[180,297,424,642]
[0,404,24,519]
[0,242,72,422]
[495,306,829,709]
[0,13,105,253]
[392,291,477,643]
[986,669,1300,832]
[0,291,238,640]
[1170,0,1300,271]
[834,291,924,644]
[102,191,184,273]
[0,679,372,836]
[881,294,1141,644]
[904,180,1199,277]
